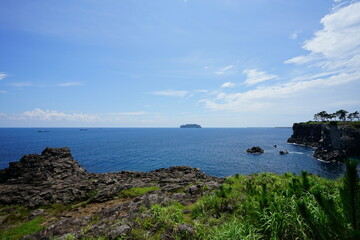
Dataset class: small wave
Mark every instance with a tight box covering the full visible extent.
[289,152,304,155]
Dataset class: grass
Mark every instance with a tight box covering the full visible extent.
[0,217,45,240]
[128,172,343,239]
[0,170,353,240]
[118,186,160,198]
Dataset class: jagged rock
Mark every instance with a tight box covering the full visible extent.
[108,224,131,239]
[175,224,195,238]
[29,209,45,219]
[246,146,264,154]
[0,147,224,240]
[279,150,289,155]
[288,123,360,162]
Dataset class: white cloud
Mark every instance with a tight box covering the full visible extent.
[200,71,359,112]
[215,65,234,75]
[0,73,8,81]
[0,90,6,94]
[109,112,149,116]
[330,100,360,107]
[153,89,189,97]
[0,108,153,125]
[199,3,360,114]
[9,82,33,87]
[18,108,100,122]
[57,82,83,87]
[221,82,235,88]
[243,69,277,86]
[285,2,360,72]
[290,30,301,40]
[194,89,208,93]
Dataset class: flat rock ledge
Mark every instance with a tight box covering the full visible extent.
[0,147,223,240]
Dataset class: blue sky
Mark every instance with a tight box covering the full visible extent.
[0,0,359,127]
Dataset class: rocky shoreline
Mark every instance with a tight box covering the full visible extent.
[287,122,360,162]
[0,147,223,239]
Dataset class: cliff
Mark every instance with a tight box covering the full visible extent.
[287,122,360,162]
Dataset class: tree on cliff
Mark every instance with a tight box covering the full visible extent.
[348,111,360,121]
[336,109,348,121]
[314,111,329,121]
[313,109,359,122]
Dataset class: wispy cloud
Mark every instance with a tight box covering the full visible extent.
[7,108,101,122]
[215,65,234,75]
[194,89,208,93]
[0,90,6,94]
[57,81,83,87]
[153,89,189,97]
[9,82,33,87]
[0,108,151,123]
[285,2,360,72]
[200,72,358,112]
[290,30,301,40]
[0,73,8,81]
[109,112,149,116]
[200,3,360,113]
[221,82,235,88]
[243,69,277,86]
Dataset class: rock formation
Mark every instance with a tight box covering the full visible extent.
[288,123,360,162]
[246,146,264,154]
[0,147,222,239]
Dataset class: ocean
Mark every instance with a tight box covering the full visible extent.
[0,128,344,178]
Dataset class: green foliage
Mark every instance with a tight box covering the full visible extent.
[150,203,184,229]
[0,205,31,224]
[298,159,360,239]
[190,172,343,239]
[0,217,45,240]
[118,186,159,198]
[341,159,360,230]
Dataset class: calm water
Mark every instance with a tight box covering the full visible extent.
[0,128,344,178]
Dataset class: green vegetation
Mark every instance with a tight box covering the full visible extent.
[2,163,360,239]
[130,161,360,239]
[118,186,160,198]
[0,217,44,240]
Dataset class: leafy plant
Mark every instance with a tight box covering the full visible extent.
[118,186,159,198]
[0,217,45,240]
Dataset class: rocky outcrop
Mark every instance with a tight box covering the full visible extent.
[246,146,264,154]
[288,123,360,162]
[0,148,221,208]
[0,147,223,239]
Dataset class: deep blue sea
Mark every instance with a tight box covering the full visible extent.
[0,128,344,178]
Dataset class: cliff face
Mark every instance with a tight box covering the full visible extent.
[288,123,360,162]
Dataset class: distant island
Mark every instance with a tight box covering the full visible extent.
[180,124,202,128]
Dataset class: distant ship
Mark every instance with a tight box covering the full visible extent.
[180,124,202,128]
[37,130,49,132]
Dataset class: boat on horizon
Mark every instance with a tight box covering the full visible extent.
[37,130,49,132]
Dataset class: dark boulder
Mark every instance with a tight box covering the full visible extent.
[246,146,264,154]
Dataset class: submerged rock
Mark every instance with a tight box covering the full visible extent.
[246,146,264,154]
[279,150,289,155]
